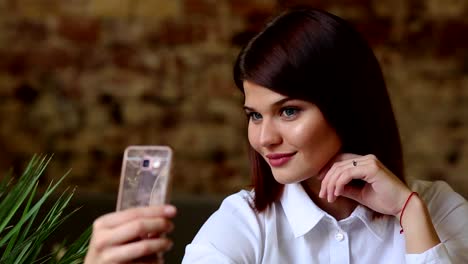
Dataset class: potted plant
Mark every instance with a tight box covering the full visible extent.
[0,155,91,263]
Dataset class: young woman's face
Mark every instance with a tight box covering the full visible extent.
[244,81,342,184]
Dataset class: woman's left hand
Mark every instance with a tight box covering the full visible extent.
[319,153,412,217]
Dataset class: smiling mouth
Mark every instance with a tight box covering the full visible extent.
[266,152,296,167]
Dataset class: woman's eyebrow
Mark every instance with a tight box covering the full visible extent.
[243,97,294,111]
[243,106,254,112]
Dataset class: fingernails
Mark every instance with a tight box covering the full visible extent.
[164,205,176,215]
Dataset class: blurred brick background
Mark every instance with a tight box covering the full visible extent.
[0,0,467,197]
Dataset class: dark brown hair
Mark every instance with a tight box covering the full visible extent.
[233,8,404,211]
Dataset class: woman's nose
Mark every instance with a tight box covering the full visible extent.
[259,119,282,147]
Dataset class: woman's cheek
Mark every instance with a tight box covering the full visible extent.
[247,124,260,151]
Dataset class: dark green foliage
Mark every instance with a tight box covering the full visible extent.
[0,155,90,264]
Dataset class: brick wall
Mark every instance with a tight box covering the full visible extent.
[0,0,467,197]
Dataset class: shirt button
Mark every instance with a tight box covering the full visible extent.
[335,232,345,241]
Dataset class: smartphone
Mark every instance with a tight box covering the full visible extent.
[116,145,173,211]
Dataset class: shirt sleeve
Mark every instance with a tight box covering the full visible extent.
[406,180,468,264]
[181,191,264,264]
[405,243,451,264]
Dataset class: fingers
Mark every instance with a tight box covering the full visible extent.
[95,218,174,250]
[319,154,379,202]
[318,154,414,216]
[99,237,173,263]
[94,205,177,230]
[85,205,177,264]
[340,184,363,202]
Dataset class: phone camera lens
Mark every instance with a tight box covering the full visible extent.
[142,159,150,168]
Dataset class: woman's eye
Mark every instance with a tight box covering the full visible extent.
[248,112,262,121]
[281,107,299,118]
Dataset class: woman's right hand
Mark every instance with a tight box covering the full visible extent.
[84,205,177,264]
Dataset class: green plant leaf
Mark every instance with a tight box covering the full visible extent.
[54,226,92,264]
[0,155,91,264]
[2,181,40,257]
[0,155,50,234]
[0,174,66,247]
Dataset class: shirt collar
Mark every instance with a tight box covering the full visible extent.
[350,204,387,241]
[280,183,387,240]
[280,183,325,238]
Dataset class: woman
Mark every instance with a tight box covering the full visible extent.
[85,8,468,263]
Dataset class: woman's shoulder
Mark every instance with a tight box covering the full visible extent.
[211,189,268,225]
[409,181,468,263]
[409,180,467,222]
[193,189,264,236]
[219,189,257,213]
[183,189,265,263]
[410,180,466,202]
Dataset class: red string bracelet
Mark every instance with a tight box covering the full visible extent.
[399,191,418,234]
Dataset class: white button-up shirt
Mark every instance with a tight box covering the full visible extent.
[182,180,468,263]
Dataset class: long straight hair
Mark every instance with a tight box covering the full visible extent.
[233,8,404,211]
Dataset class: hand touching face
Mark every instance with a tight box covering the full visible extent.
[319,153,411,217]
[243,81,411,217]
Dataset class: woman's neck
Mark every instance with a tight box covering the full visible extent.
[301,178,358,221]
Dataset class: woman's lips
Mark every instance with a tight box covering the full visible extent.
[266,152,296,167]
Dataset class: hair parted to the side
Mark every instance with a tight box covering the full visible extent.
[233,7,404,212]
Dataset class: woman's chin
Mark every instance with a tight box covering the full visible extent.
[272,174,312,185]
